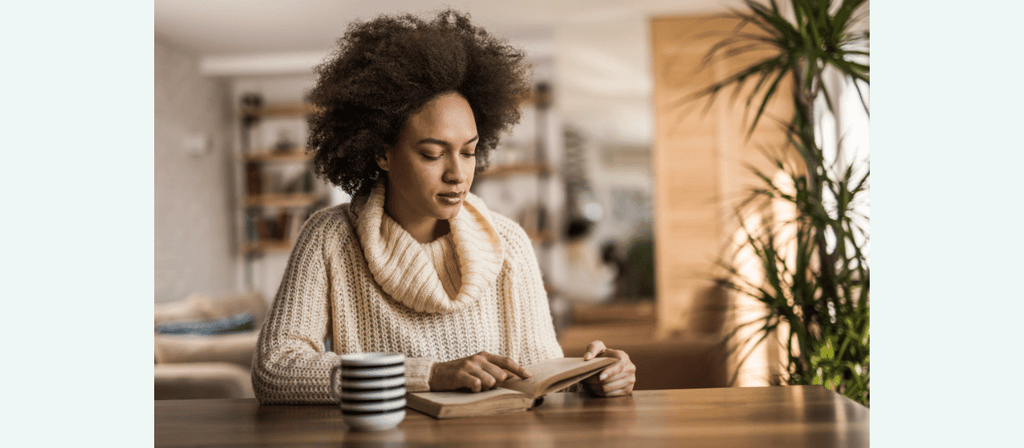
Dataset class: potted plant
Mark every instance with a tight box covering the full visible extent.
[691,0,870,406]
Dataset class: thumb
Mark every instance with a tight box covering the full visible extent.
[583,340,606,361]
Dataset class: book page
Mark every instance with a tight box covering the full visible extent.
[498,357,616,398]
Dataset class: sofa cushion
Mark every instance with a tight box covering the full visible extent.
[155,312,255,335]
[155,291,268,328]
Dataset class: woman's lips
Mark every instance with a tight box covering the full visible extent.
[437,192,463,205]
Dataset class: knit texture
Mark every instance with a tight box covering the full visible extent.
[353,182,505,314]
[252,185,565,404]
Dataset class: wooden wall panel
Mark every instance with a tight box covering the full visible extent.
[650,15,792,344]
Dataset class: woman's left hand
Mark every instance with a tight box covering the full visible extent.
[581,340,636,397]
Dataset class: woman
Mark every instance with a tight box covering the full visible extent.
[252,9,636,404]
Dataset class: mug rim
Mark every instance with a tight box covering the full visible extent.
[340,352,404,366]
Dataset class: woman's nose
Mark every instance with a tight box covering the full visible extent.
[443,156,469,184]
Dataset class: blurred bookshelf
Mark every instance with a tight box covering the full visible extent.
[235,97,328,257]
[476,163,553,180]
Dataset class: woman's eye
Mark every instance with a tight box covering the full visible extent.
[422,154,442,161]
[461,152,477,158]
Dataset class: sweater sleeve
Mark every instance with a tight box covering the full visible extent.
[405,357,434,392]
[251,211,437,403]
[251,211,341,404]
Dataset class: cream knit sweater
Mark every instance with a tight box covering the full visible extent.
[252,183,565,404]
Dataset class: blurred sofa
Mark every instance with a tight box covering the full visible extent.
[154,292,267,400]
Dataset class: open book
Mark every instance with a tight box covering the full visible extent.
[405,357,616,419]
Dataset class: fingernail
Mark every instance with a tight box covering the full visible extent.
[600,373,607,381]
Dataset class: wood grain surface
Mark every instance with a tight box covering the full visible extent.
[155,386,868,447]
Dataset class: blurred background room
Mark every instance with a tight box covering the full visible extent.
[155,0,869,401]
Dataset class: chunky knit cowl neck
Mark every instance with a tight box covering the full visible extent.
[349,182,505,314]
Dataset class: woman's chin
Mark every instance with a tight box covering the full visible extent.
[433,203,463,220]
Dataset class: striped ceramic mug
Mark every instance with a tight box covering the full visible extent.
[330,352,406,431]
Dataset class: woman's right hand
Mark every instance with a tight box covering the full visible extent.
[428,351,532,392]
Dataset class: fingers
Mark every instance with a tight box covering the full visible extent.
[597,350,633,381]
[601,348,629,361]
[463,352,528,391]
[601,367,635,384]
[460,363,503,392]
[478,361,510,384]
[585,371,635,397]
[484,352,531,379]
[430,352,537,392]
[584,340,607,361]
[464,353,501,390]
[595,377,635,396]
[455,370,484,393]
[580,347,636,397]
[502,368,522,380]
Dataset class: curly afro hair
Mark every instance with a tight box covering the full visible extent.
[307,9,532,197]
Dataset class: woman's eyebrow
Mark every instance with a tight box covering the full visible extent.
[417,135,479,146]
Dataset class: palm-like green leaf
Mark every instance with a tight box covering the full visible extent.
[691,0,869,135]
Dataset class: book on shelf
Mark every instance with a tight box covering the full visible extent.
[405,356,615,419]
[256,218,273,240]
[245,162,262,195]
[275,211,290,239]
[245,212,257,241]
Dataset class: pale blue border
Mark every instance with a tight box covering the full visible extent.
[875,1,1023,447]
[1,1,153,445]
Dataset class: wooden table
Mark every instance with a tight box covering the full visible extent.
[155,386,868,447]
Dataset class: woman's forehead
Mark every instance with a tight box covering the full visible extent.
[404,93,477,141]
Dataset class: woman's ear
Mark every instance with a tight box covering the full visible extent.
[375,152,390,172]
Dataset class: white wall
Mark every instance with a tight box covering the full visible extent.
[556,17,653,145]
[154,38,237,302]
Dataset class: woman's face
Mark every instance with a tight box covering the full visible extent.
[378,92,479,227]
